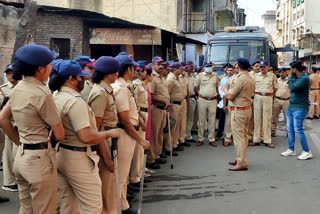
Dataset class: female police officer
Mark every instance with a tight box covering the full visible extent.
[0,44,65,213]
[48,60,120,214]
[87,56,119,214]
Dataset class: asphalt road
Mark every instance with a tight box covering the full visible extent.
[1,118,320,214]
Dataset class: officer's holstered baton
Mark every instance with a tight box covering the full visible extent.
[137,153,147,214]
[111,138,121,214]
[167,111,174,169]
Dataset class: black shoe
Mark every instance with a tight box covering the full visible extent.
[180,142,191,147]
[160,152,167,159]
[155,158,167,164]
[314,116,319,119]
[271,133,276,137]
[122,208,137,214]
[185,138,196,143]
[306,117,313,120]
[0,196,9,203]
[129,182,147,188]
[127,184,140,193]
[2,185,18,192]
[144,177,152,183]
[173,145,184,151]
[127,193,134,201]
[191,129,198,134]
[165,150,178,156]
[127,188,135,195]
[146,162,160,169]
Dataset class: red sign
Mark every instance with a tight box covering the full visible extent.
[90,28,161,45]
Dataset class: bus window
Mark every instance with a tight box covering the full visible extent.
[209,45,228,64]
[229,43,250,64]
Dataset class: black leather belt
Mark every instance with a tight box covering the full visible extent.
[117,123,140,131]
[152,103,166,110]
[103,126,116,131]
[171,101,182,105]
[59,143,97,152]
[140,107,148,112]
[23,142,48,150]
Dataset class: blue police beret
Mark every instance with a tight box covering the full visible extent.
[237,58,251,68]
[290,61,303,70]
[57,60,91,77]
[152,56,164,63]
[15,44,53,66]
[115,52,133,67]
[260,61,269,67]
[223,62,232,68]
[170,62,182,69]
[94,56,120,74]
[186,61,194,67]
[162,61,170,69]
[204,62,212,67]
[4,64,13,73]
[180,61,186,68]
[312,67,317,72]
[75,56,95,66]
[137,60,147,67]
[279,67,287,72]
[251,60,260,66]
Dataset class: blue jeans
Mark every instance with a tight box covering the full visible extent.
[286,108,309,152]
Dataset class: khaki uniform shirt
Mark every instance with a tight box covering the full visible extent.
[275,77,290,99]
[167,73,185,102]
[254,72,278,93]
[229,72,255,107]
[9,77,61,144]
[112,78,139,126]
[194,72,220,98]
[187,74,196,97]
[133,79,148,109]
[81,80,94,102]
[148,70,170,104]
[54,86,96,147]
[88,81,118,128]
[309,73,320,89]
[0,81,15,106]
[179,74,188,98]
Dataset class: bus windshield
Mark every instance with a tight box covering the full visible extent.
[209,41,267,64]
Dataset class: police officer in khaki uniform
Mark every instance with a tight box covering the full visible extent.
[194,62,220,147]
[75,56,95,102]
[112,52,150,214]
[147,57,170,169]
[222,58,255,171]
[166,63,185,153]
[49,60,120,214]
[185,62,197,142]
[86,56,120,214]
[272,68,290,136]
[0,64,18,192]
[0,44,65,213]
[251,61,278,148]
[307,67,320,119]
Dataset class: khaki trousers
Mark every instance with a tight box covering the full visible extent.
[179,99,187,142]
[224,106,232,142]
[248,102,254,141]
[129,112,148,183]
[3,135,18,186]
[150,107,166,160]
[272,98,289,134]
[0,129,5,166]
[197,98,217,142]
[100,128,136,214]
[14,143,57,214]
[186,98,197,140]
[231,109,251,166]
[165,103,182,151]
[253,95,272,144]
[56,147,102,214]
[308,90,319,118]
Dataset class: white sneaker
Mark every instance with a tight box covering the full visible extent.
[281,149,297,157]
[298,151,313,160]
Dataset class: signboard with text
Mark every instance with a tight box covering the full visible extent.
[90,28,161,45]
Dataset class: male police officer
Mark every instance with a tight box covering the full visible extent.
[307,67,320,119]
[0,64,19,192]
[75,56,95,101]
[251,61,278,148]
[222,58,255,171]
[194,62,220,147]
[272,68,290,136]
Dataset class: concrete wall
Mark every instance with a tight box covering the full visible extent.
[35,0,179,33]
[0,3,22,84]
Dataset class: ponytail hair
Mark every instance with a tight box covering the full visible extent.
[48,70,69,91]
[13,59,40,81]
[92,70,107,83]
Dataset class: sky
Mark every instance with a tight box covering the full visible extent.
[237,0,277,27]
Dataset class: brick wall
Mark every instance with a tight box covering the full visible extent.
[34,11,84,60]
